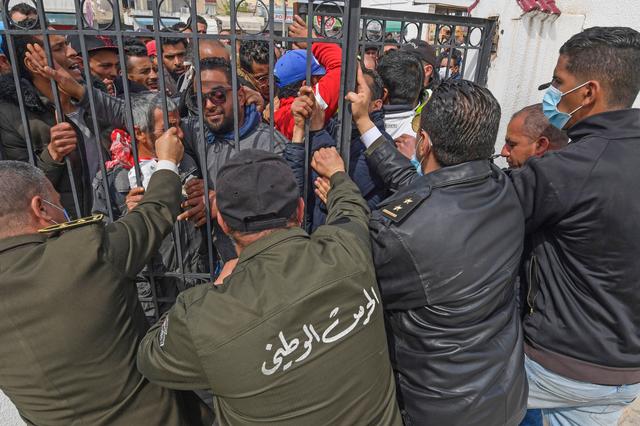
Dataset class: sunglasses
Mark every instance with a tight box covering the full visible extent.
[191,86,232,107]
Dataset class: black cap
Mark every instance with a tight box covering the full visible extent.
[401,39,437,67]
[69,35,118,55]
[216,150,299,233]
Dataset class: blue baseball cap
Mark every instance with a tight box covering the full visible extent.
[274,50,326,88]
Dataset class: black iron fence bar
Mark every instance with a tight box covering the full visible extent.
[187,0,216,282]
[268,0,276,148]
[149,1,188,290]
[70,0,115,223]
[336,3,352,168]
[337,0,361,166]
[229,0,241,146]
[475,19,496,86]
[302,1,315,229]
[0,3,35,165]
[444,34,456,80]
[362,8,493,27]
[33,0,83,219]
[151,0,171,130]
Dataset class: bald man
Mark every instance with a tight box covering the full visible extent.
[198,39,230,61]
[501,103,569,169]
[175,39,231,112]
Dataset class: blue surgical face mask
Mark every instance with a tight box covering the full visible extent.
[542,81,589,130]
[410,154,423,176]
[42,198,70,224]
[411,133,428,176]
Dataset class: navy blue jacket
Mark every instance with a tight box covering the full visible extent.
[284,110,392,231]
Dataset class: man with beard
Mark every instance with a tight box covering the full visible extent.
[0,22,111,217]
[161,38,188,96]
[175,58,289,264]
[70,35,120,97]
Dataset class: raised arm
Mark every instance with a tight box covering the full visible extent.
[26,43,127,129]
[364,128,419,191]
[312,147,370,246]
[102,128,184,278]
[347,65,419,191]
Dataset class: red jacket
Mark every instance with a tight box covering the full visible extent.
[274,42,342,140]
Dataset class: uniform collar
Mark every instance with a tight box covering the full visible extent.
[0,233,47,254]
[568,108,640,143]
[423,160,494,189]
[237,227,308,265]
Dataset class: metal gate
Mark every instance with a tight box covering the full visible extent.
[0,0,496,320]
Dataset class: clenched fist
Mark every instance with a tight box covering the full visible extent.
[155,127,184,165]
[48,122,78,162]
[311,147,345,179]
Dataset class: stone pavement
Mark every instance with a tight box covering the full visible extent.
[619,396,640,426]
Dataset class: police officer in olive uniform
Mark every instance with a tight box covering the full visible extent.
[0,128,212,425]
[137,149,402,425]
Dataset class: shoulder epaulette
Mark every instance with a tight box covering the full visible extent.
[38,214,104,234]
[380,190,430,224]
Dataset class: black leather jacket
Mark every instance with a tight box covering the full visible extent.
[511,109,640,385]
[366,136,527,426]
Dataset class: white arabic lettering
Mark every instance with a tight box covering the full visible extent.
[295,324,321,363]
[321,306,365,343]
[260,288,380,376]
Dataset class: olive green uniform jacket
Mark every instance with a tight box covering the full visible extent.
[137,172,402,425]
[0,170,210,425]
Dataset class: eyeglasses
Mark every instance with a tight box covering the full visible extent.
[191,86,232,107]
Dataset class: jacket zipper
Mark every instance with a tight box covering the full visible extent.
[527,255,539,315]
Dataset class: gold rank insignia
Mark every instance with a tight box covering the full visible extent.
[380,192,427,223]
[38,214,105,234]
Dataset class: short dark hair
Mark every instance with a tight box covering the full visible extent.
[362,67,384,101]
[124,38,146,49]
[124,44,149,70]
[513,103,569,150]
[171,22,188,31]
[186,15,207,26]
[276,81,303,99]
[0,161,51,228]
[9,2,36,18]
[559,26,640,108]
[420,79,500,167]
[377,50,423,105]
[162,37,187,50]
[239,40,269,72]
[200,57,237,85]
[1,19,41,81]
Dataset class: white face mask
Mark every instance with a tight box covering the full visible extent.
[438,68,448,80]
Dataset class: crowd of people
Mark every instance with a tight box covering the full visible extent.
[0,2,639,425]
